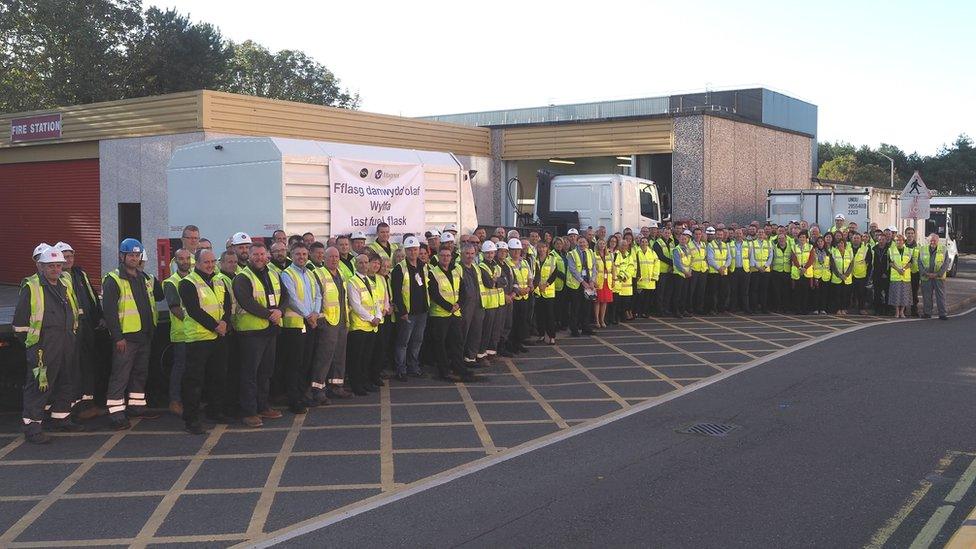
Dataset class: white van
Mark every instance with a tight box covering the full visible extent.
[535,174,661,234]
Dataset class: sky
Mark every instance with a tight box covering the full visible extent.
[154,0,975,156]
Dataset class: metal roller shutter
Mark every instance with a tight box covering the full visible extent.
[0,159,100,285]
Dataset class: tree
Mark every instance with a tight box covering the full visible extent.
[124,7,229,97]
[0,0,142,111]
[923,135,976,195]
[222,40,359,109]
[818,154,857,182]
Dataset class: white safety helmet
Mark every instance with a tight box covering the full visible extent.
[705,227,716,235]
[886,225,898,232]
[566,228,579,235]
[441,232,456,243]
[403,236,420,249]
[480,241,497,253]
[443,223,459,234]
[52,241,74,253]
[507,238,522,250]
[835,214,846,221]
[649,221,659,228]
[682,229,693,236]
[38,249,66,264]
[231,232,253,245]
[496,240,508,250]
[426,229,441,238]
[351,231,367,241]
[32,243,51,259]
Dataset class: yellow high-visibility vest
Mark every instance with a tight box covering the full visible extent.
[889,246,913,283]
[104,270,158,334]
[182,271,226,342]
[164,272,186,342]
[429,265,461,317]
[234,267,282,331]
[347,275,379,331]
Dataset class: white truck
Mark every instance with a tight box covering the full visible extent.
[166,136,477,246]
[533,173,662,234]
[767,188,873,229]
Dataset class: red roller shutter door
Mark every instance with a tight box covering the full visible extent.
[0,159,101,285]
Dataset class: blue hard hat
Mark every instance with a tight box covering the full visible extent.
[120,238,144,253]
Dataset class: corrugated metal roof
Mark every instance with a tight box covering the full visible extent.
[421,96,670,127]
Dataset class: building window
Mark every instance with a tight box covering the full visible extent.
[879,201,888,214]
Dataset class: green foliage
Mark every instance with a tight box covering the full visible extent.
[818,136,976,195]
[223,41,360,109]
[0,0,358,112]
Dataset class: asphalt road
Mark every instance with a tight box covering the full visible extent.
[273,310,976,548]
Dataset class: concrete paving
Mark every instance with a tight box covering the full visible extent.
[0,313,893,547]
[268,309,976,549]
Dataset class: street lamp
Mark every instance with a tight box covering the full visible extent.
[878,152,894,188]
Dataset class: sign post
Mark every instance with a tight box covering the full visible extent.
[899,170,931,220]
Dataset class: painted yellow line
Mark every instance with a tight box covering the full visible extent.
[379,384,396,492]
[909,504,956,549]
[945,505,976,549]
[246,412,305,536]
[504,358,569,429]
[946,454,976,503]
[552,345,629,408]
[457,384,498,455]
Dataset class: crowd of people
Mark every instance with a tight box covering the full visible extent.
[13,214,953,443]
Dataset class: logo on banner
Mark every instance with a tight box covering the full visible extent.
[374,170,383,179]
[359,168,369,178]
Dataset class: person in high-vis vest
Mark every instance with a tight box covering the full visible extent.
[269,242,290,275]
[728,228,752,314]
[871,232,891,315]
[459,243,490,364]
[565,236,596,337]
[613,238,637,322]
[789,231,815,315]
[50,241,103,420]
[652,226,675,315]
[477,240,502,358]
[670,230,694,318]
[343,252,380,395]
[829,238,855,315]
[811,236,832,315]
[687,228,708,315]
[550,237,569,329]
[904,227,922,316]
[366,254,394,388]
[309,246,353,399]
[849,232,874,314]
[213,250,242,418]
[163,248,192,417]
[747,228,772,314]
[102,238,160,430]
[230,231,253,271]
[391,236,429,381]
[704,227,731,315]
[770,232,793,314]
[178,248,233,434]
[426,245,483,382]
[14,248,83,444]
[233,242,286,428]
[887,233,914,319]
[368,221,400,263]
[334,235,357,280]
[279,243,322,411]
[533,240,560,344]
[634,236,659,318]
[507,239,533,353]
[918,233,950,320]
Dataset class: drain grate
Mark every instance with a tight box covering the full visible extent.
[676,422,739,437]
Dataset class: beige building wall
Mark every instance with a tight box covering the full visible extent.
[702,116,813,223]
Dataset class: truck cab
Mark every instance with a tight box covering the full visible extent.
[534,173,661,234]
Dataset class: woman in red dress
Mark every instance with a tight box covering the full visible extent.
[594,239,615,328]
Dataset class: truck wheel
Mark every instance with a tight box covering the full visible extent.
[948,260,958,278]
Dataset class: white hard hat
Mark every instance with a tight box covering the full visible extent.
[567,228,579,235]
[52,241,74,253]
[886,225,898,232]
[443,223,459,233]
[649,221,659,228]
[231,232,252,245]
[495,240,508,250]
[441,232,456,243]
[426,229,441,238]
[481,241,497,253]
[38,249,66,264]
[705,227,716,235]
[351,231,367,240]
[835,214,846,220]
[32,243,51,259]
[507,230,520,239]
[403,236,420,249]
[682,229,693,236]
[507,238,522,250]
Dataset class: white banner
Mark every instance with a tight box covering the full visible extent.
[329,158,425,235]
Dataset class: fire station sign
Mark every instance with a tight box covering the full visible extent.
[10,113,62,143]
